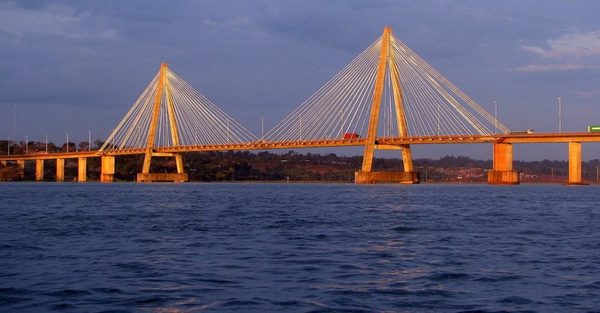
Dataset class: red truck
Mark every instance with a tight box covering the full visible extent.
[343,133,360,140]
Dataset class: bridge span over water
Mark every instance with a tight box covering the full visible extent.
[2,27,599,184]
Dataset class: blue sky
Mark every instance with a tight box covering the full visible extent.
[1,0,599,160]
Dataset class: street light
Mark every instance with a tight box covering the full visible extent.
[226,120,230,143]
[437,103,441,136]
[66,132,69,153]
[45,134,48,153]
[299,114,303,141]
[88,130,92,151]
[261,116,264,140]
[494,100,498,134]
[339,110,343,137]
[25,136,28,155]
[7,137,9,155]
[557,97,562,133]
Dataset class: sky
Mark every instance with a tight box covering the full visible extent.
[1,0,599,160]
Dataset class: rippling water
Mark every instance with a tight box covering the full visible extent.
[1,183,600,312]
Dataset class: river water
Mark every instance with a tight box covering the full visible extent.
[0,183,599,312]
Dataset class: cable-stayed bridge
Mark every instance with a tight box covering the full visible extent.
[2,27,598,185]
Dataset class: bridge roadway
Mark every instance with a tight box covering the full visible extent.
[1,132,599,184]
[1,132,599,159]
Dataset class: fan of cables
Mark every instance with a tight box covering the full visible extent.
[265,33,509,142]
[100,65,257,152]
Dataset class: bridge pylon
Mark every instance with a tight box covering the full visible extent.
[136,63,187,182]
[355,26,418,184]
[265,25,510,183]
[99,61,257,182]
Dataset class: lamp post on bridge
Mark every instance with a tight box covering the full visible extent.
[66,132,69,153]
[226,120,230,144]
[88,130,92,151]
[437,103,441,136]
[557,97,562,133]
[6,137,9,156]
[45,134,48,153]
[25,136,28,155]
[494,100,498,134]
[299,114,303,141]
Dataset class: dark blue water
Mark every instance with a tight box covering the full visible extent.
[1,183,600,312]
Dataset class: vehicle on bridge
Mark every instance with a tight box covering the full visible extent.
[343,133,360,140]
[588,125,600,132]
[509,129,534,135]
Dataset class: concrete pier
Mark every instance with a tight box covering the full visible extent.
[137,173,188,182]
[568,142,585,185]
[101,156,115,183]
[488,143,519,184]
[78,157,87,182]
[35,159,44,181]
[355,171,419,184]
[56,158,65,182]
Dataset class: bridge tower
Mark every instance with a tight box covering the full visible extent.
[355,27,418,184]
[99,62,256,182]
[137,63,187,182]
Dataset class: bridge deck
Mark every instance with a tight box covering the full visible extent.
[1,132,600,161]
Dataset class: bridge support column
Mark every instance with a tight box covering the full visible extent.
[354,27,418,184]
[488,143,519,185]
[101,156,115,183]
[35,159,44,181]
[78,157,87,182]
[568,142,585,185]
[355,170,419,184]
[175,154,184,174]
[133,63,188,183]
[137,153,188,182]
[56,158,65,182]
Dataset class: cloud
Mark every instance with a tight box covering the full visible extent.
[202,16,250,28]
[573,89,600,99]
[522,31,600,57]
[515,63,588,73]
[0,1,119,40]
